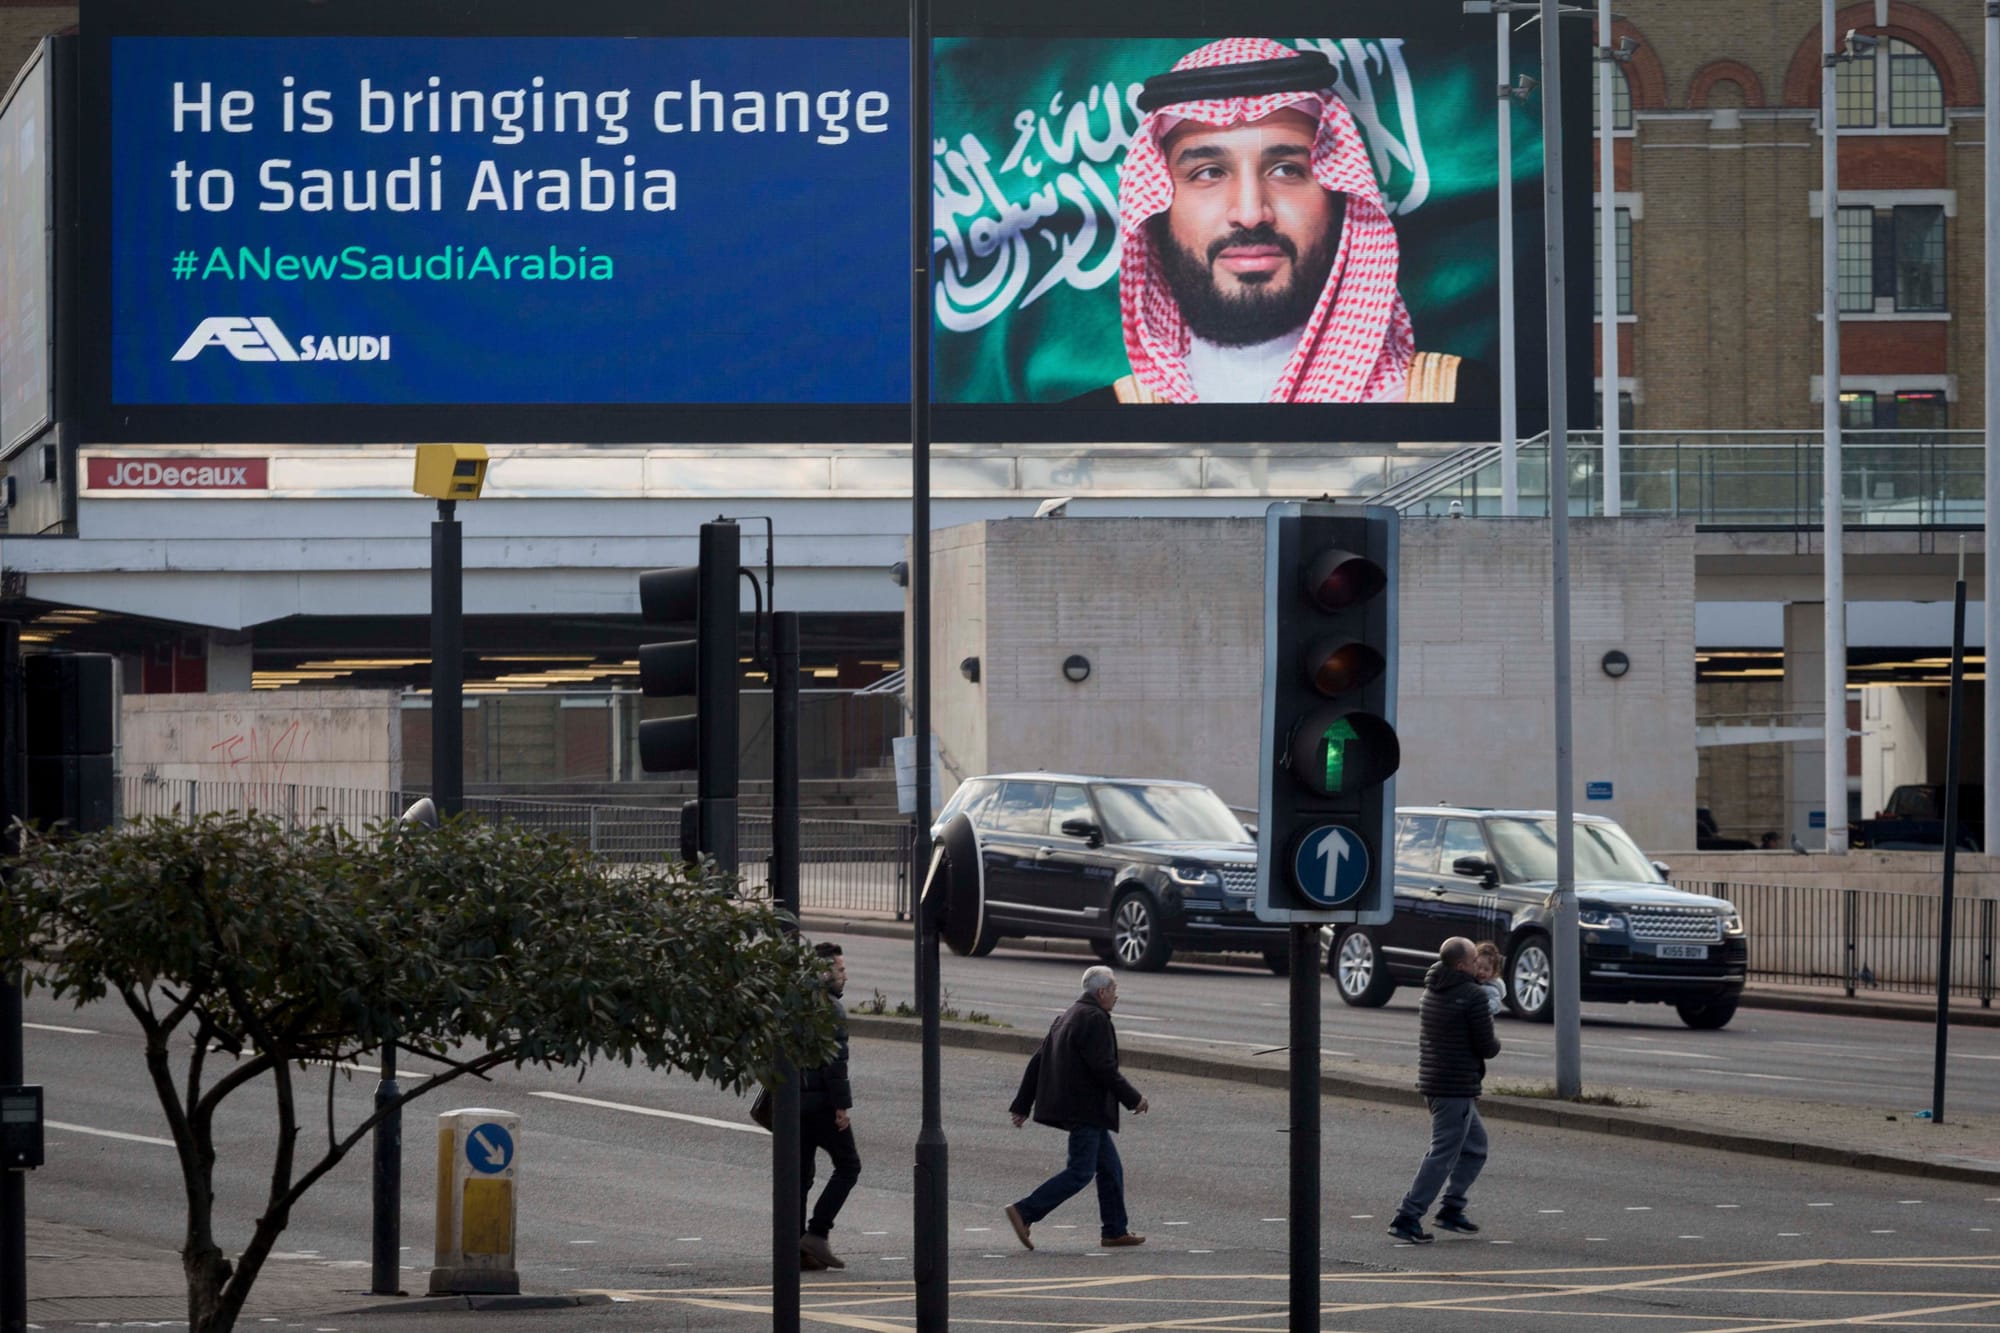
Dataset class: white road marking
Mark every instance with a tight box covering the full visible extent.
[863,1231,888,1236]
[1538,1209,1564,1214]
[1778,1232,1804,1237]
[1871,1229,1896,1234]
[965,1227,990,1232]
[676,1237,701,1243]
[1489,1240,1513,1245]
[1678,1235,1704,1240]
[1166,1221,1190,1226]
[1685,1068,1802,1082]
[46,1120,172,1147]
[1808,1202,1835,1208]
[1347,1216,1371,1220]
[568,1240,596,1246]
[528,1090,764,1134]
[1625,1206,1652,1212]
[882,1255,904,1261]
[1190,1249,1214,1254]
[1972,1228,1993,1233]
[1898,1200,1923,1204]
[24,1022,97,1035]
[1262,1217,1284,1223]
[1716,1204,1741,1209]
[1585,1237,1607,1242]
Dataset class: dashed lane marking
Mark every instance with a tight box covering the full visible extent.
[24,1022,97,1034]
[46,1120,173,1147]
[529,1089,765,1135]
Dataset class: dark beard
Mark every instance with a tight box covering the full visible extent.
[1147,209,1340,348]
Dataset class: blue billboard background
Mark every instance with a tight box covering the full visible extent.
[111,37,909,405]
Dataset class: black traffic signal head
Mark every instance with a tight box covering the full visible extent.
[1254,503,1399,925]
[636,522,740,784]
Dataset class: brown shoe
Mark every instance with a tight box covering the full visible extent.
[1100,1233,1146,1247]
[1004,1204,1034,1251]
[800,1233,844,1270]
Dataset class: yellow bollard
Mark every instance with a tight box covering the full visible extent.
[429,1108,521,1296]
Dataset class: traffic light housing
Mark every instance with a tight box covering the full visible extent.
[637,521,740,869]
[1254,503,1399,925]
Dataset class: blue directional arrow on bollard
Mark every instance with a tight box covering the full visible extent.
[465,1122,514,1175]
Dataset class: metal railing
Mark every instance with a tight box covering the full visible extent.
[1679,879,1996,1005]
[1398,430,1985,528]
[118,778,915,920]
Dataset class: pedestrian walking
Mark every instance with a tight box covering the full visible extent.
[798,942,860,1271]
[1003,966,1149,1251]
[1388,936,1501,1244]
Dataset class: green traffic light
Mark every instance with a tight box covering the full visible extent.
[1321,717,1358,792]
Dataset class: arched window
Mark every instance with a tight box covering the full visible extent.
[1592,64,1634,132]
[1837,38,1944,128]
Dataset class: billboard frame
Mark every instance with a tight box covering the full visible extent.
[75,0,1591,446]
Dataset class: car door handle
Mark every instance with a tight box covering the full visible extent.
[1035,848,1057,859]
[1429,886,1449,895]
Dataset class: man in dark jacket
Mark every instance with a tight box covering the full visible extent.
[1388,936,1502,1245]
[1004,966,1149,1251]
[799,942,860,1271]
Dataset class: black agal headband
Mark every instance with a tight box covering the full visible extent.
[1134,50,1337,114]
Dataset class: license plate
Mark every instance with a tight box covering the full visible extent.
[1656,944,1708,960]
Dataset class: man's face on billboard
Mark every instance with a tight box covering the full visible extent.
[1149,107,1344,347]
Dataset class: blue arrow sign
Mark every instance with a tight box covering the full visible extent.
[1291,825,1370,907]
[465,1122,514,1175]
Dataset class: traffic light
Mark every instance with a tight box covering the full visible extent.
[1254,503,1399,925]
[24,652,117,834]
[637,520,740,871]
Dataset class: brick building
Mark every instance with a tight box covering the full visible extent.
[1598,0,1987,432]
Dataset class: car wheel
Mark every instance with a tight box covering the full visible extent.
[1110,890,1173,971]
[1262,946,1291,977]
[1675,996,1738,1030]
[1329,928,1396,1007]
[1506,933,1554,1022]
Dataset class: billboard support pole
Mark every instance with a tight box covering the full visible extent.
[1982,0,1997,857]
[1822,0,1850,855]
[1539,0,1582,1100]
[908,1,947,1328]
[1497,13,1519,516]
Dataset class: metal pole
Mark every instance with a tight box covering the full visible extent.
[1822,0,1850,854]
[1596,5,1620,517]
[772,611,801,1331]
[1984,0,1998,853]
[1,620,22,1333]
[1288,923,1321,1330]
[432,500,463,819]
[1498,14,1519,517]
[369,1047,401,1296]
[1540,0,1582,1099]
[908,3,946,1326]
[1932,559,1966,1123]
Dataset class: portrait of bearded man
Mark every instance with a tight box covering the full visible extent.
[1075,37,1486,406]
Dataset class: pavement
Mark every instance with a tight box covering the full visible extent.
[22,907,2000,1330]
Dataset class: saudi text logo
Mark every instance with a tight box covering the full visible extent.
[171,317,392,363]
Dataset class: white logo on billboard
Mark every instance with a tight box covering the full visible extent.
[932,38,1434,334]
[171,317,391,363]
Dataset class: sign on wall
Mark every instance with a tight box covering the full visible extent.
[79,0,1587,445]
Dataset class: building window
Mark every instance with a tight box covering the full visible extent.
[1836,39,1944,129]
[1591,64,1633,132]
[1593,389,1636,430]
[1836,204,1945,313]
[1593,207,1633,316]
[1840,389,1948,429]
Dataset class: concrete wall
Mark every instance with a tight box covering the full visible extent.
[924,515,1699,852]
[1667,849,1997,898]
[122,689,403,791]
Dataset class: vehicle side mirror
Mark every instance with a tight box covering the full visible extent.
[1060,817,1103,848]
[1452,854,1497,885]
[1651,859,1672,879]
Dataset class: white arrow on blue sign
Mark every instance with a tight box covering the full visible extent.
[466,1122,514,1175]
[1290,825,1370,907]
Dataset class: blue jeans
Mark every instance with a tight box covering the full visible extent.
[1397,1096,1488,1220]
[1014,1125,1129,1240]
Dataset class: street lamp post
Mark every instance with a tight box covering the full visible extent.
[1984,0,1998,852]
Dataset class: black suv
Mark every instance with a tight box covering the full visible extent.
[1327,807,1748,1029]
[932,773,1285,972]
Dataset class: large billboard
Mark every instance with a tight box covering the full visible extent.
[2,42,53,452]
[79,0,1588,445]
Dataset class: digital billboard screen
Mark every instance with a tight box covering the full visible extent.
[2,44,53,451]
[79,0,1587,445]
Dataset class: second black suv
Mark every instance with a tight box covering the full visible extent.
[1327,807,1748,1029]
[932,773,1285,972]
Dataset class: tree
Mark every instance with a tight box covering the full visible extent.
[0,811,836,1333]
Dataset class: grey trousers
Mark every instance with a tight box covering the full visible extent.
[1397,1095,1488,1220]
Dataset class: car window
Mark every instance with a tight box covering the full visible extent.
[1395,815,1442,872]
[1048,784,1094,837]
[1485,817,1662,884]
[1092,783,1247,844]
[937,779,986,826]
[988,781,1053,834]
[1438,819,1489,874]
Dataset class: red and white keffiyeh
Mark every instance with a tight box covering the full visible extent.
[1117,37,1414,404]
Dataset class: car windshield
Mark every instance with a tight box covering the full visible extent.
[1484,817,1662,885]
[1093,784,1248,845]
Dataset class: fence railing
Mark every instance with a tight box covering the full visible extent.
[1399,430,1987,528]
[1678,879,1996,1005]
[119,778,915,920]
